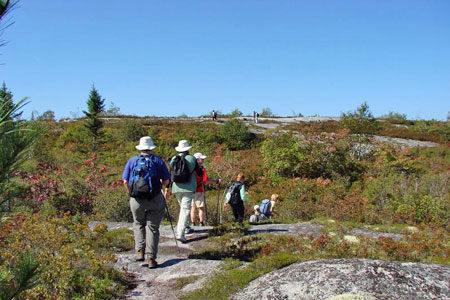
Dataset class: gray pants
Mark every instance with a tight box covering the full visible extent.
[129,192,166,259]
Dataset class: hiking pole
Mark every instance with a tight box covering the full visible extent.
[202,182,208,224]
[164,200,181,254]
[219,186,227,224]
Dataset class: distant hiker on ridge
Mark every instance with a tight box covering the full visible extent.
[170,140,202,243]
[122,136,171,269]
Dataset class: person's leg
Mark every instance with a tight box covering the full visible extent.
[144,193,166,260]
[176,192,193,240]
[198,207,206,223]
[190,197,197,224]
[230,203,239,222]
[129,197,146,253]
[236,201,245,223]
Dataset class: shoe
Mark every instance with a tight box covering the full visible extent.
[135,250,145,262]
[176,237,187,244]
[185,226,194,234]
[200,222,205,227]
[148,258,158,269]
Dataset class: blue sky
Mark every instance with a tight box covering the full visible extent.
[1,1,449,120]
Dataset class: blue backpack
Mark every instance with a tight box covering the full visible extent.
[259,199,271,217]
[129,154,157,199]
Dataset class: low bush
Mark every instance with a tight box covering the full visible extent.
[0,213,129,299]
[219,119,254,150]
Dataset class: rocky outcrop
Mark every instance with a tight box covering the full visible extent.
[91,222,447,299]
[233,258,450,300]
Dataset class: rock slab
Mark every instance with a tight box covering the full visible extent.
[233,258,450,300]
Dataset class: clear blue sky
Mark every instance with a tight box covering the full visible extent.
[1,1,449,120]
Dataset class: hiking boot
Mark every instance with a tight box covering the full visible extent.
[185,226,194,234]
[177,236,187,244]
[148,258,158,269]
[135,250,145,262]
[200,222,205,227]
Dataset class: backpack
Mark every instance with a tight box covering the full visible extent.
[129,154,157,199]
[259,199,271,217]
[170,154,191,183]
[227,182,242,205]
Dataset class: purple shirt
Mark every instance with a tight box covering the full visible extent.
[122,154,170,191]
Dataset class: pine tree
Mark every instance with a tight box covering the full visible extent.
[83,86,105,151]
[0,82,22,119]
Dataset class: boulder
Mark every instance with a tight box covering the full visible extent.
[233,258,450,300]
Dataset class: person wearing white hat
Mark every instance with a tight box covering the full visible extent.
[187,152,221,230]
[122,136,171,268]
[170,140,199,243]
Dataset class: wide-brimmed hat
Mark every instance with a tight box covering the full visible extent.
[193,152,207,159]
[175,140,192,152]
[135,136,157,151]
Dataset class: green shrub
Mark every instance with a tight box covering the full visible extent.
[341,102,380,134]
[0,213,128,299]
[219,119,254,150]
[92,187,133,222]
[120,119,146,142]
[261,132,365,182]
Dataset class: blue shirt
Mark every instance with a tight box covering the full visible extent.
[122,154,170,191]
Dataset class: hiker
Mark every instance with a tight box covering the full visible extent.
[223,173,249,223]
[212,110,217,121]
[254,111,259,124]
[170,140,202,243]
[122,136,171,269]
[259,194,279,219]
[187,152,220,230]
[249,204,267,224]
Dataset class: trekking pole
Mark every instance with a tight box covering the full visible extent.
[202,183,208,224]
[219,186,227,224]
[164,201,181,254]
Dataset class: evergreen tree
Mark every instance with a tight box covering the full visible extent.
[0,82,22,119]
[83,86,105,151]
[1,0,18,48]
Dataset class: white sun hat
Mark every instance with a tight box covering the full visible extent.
[193,152,207,159]
[175,140,193,152]
[135,136,157,151]
[254,205,260,210]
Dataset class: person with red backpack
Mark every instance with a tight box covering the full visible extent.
[223,173,249,223]
[122,136,171,269]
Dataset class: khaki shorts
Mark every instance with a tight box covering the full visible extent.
[193,192,206,208]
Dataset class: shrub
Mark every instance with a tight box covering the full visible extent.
[120,119,146,142]
[0,213,128,299]
[261,132,365,182]
[230,109,243,117]
[341,102,380,134]
[260,107,274,117]
[219,119,254,150]
[93,186,133,222]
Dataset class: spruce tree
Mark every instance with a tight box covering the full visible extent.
[83,86,105,151]
[0,82,22,119]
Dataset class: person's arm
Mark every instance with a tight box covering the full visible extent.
[240,185,250,213]
[162,179,170,200]
[240,185,247,202]
[159,158,171,200]
[121,158,133,191]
